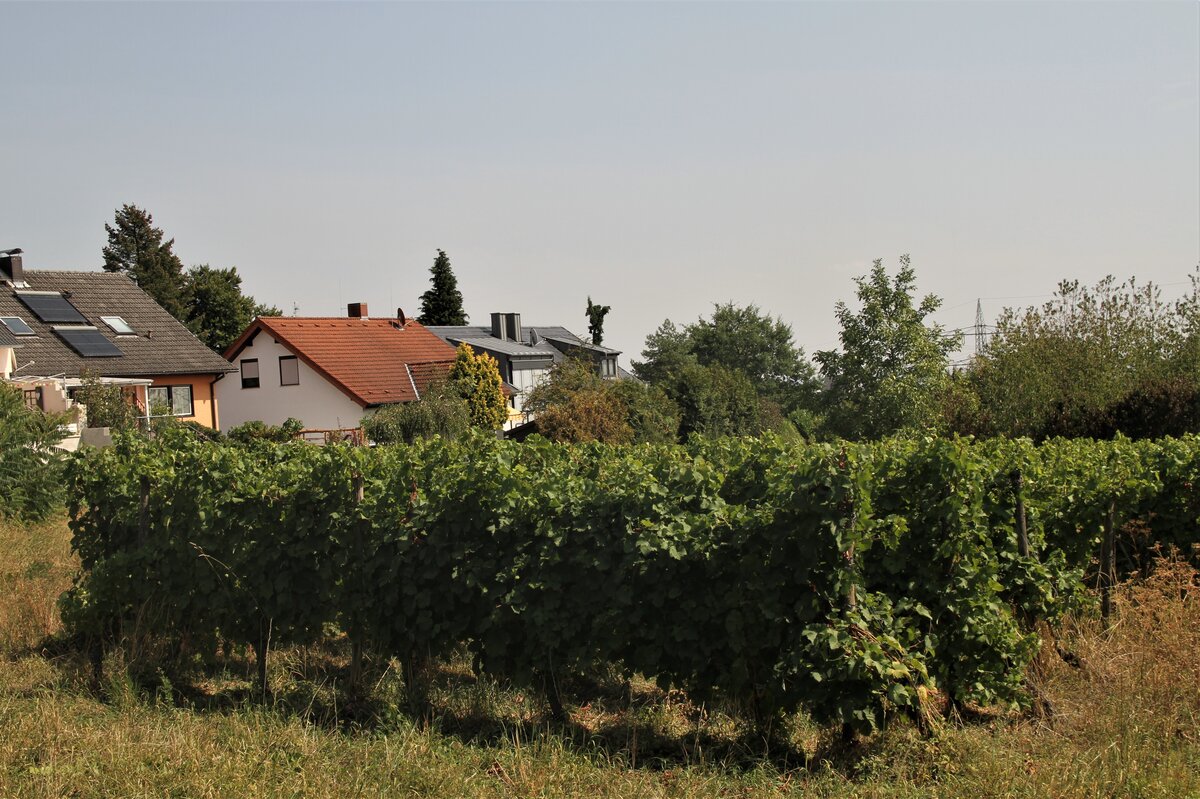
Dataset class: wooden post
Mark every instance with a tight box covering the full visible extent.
[1101,501,1116,624]
[349,472,365,695]
[254,621,271,697]
[1011,470,1031,558]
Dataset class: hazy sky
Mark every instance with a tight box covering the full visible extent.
[4,1,1198,364]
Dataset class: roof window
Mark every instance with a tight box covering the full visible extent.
[100,316,135,335]
[0,316,35,336]
[16,291,87,324]
[54,326,122,357]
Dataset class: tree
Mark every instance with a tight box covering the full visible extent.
[688,302,819,412]
[815,256,961,440]
[964,274,1195,439]
[448,343,506,430]
[631,320,693,386]
[103,204,187,319]
[524,357,680,444]
[417,249,468,326]
[585,296,611,346]
[632,303,821,422]
[362,380,471,444]
[182,265,280,352]
[609,379,680,444]
[669,361,764,439]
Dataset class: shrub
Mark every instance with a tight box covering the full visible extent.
[227,418,304,444]
[0,384,67,520]
[363,381,471,445]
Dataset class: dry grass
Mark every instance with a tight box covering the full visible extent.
[0,517,1198,797]
[0,514,75,656]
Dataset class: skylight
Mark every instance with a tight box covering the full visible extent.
[16,291,87,324]
[54,327,122,357]
[100,316,135,335]
[0,316,35,336]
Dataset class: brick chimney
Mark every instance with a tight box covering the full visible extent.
[1,248,24,286]
[347,302,368,319]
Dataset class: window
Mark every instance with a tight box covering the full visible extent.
[279,356,299,386]
[54,326,122,357]
[147,385,194,417]
[241,359,260,389]
[15,291,87,323]
[100,316,135,335]
[0,316,35,336]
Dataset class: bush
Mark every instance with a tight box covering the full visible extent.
[227,418,304,444]
[73,373,138,431]
[0,384,67,520]
[363,381,471,445]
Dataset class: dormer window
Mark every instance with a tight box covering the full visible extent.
[0,316,35,336]
[100,316,135,335]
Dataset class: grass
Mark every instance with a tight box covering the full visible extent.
[1,515,1198,797]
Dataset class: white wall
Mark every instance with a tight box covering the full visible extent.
[510,366,550,416]
[215,335,366,432]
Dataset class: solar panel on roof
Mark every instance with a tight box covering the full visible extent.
[16,292,87,324]
[54,327,122,357]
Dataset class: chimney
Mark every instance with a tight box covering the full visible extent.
[1,248,24,286]
[491,312,506,340]
[347,302,368,319]
[505,313,522,344]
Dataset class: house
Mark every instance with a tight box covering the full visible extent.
[0,249,236,433]
[427,312,628,424]
[216,303,460,432]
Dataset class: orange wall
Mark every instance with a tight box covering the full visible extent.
[148,374,221,428]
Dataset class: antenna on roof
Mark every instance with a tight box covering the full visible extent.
[292,303,299,316]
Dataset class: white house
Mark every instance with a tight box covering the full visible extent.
[217,303,459,432]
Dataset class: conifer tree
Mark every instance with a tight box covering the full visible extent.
[417,249,468,325]
[448,343,507,429]
[102,204,187,319]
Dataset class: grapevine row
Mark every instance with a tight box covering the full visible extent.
[63,432,1200,731]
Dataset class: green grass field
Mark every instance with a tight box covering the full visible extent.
[1,515,1197,798]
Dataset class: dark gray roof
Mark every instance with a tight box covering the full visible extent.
[426,324,622,358]
[1,270,235,378]
[0,324,19,347]
[449,335,560,357]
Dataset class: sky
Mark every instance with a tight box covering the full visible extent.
[3,1,1198,365]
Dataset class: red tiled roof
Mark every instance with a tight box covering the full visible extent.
[225,317,459,407]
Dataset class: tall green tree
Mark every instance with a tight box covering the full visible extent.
[102,204,187,319]
[448,343,506,429]
[585,296,611,346]
[417,249,468,326]
[815,256,961,440]
[633,303,820,416]
[182,265,280,352]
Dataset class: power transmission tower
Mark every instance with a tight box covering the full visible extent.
[974,299,988,355]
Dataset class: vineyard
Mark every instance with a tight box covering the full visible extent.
[64,432,1200,734]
